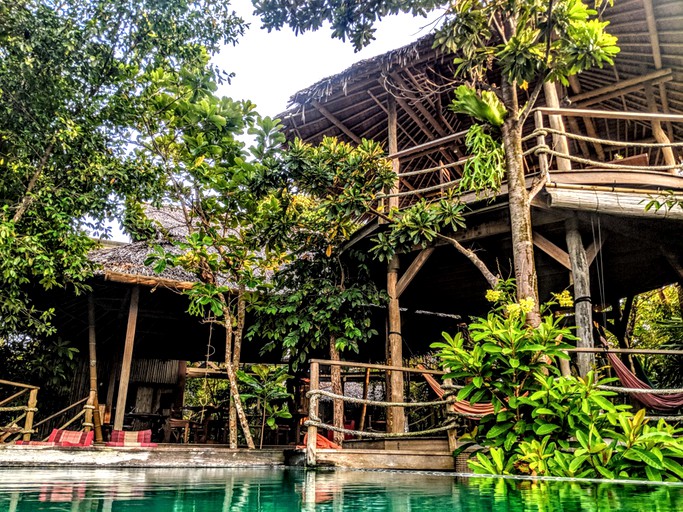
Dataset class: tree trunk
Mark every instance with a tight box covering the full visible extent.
[329,336,344,446]
[229,286,246,448]
[501,79,541,327]
[219,292,254,450]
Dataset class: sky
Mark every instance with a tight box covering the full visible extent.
[214,0,443,118]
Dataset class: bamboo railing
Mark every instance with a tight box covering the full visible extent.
[0,379,39,442]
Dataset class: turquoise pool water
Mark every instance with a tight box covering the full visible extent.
[0,468,681,511]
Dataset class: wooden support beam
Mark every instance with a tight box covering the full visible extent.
[396,247,435,298]
[565,218,594,377]
[312,101,362,144]
[643,83,677,169]
[113,286,140,431]
[367,90,421,149]
[306,361,319,466]
[390,73,448,137]
[394,96,437,140]
[386,256,405,434]
[568,69,673,105]
[642,0,675,141]
[543,82,571,171]
[533,233,572,270]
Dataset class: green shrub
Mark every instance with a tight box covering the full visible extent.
[433,294,683,482]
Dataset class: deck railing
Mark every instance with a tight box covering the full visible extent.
[380,107,683,209]
[304,359,460,466]
[0,379,39,442]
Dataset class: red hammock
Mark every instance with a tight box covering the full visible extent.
[418,365,495,416]
[604,350,683,412]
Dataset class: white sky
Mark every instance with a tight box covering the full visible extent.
[215,0,443,117]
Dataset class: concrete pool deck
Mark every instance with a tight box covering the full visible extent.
[0,438,468,471]
[0,444,287,468]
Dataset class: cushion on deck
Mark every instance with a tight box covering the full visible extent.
[105,429,157,447]
[15,429,94,447]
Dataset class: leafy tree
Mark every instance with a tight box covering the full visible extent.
[139,64,271,448]
[254,0,620,326]
[238,365,292,449]
[249,136,394,443]
[0,0,245,338]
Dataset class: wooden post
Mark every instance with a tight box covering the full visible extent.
[387,95,400,211]
[443,378,457,454]
[358,367,371,433]
[565,218,594,376]
[534,110,550,179]
[87,295,103,442]
[543,82,572,172]
[306,361,319,467]
[386,256,405,433]
[22,388,38,442]
[329,337,344,446]
[644,83,676,169]
[114,286,140,430]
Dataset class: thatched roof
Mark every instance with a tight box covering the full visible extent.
[89,206,210,289]
[286,35,436,108]
[279,0,683,159]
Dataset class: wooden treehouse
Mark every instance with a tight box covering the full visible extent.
[276,0,683,442]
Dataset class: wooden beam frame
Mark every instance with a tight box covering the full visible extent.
[568,69,673,107]
[312,101,361,143]
[642,0,675,141]
[533,233,572,270]
[396,248,435,298]
[113,286,140,431]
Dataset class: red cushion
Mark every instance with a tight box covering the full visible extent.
[109,429,153,444]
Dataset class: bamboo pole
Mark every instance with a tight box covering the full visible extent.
[387,256,405,433]
[306,361,319,467]
[358,368,371,434]
[114,286,140,430]
[329,337,344,446]
[22,388,38,442]
[0,389,28,408]
[86,295,103,441]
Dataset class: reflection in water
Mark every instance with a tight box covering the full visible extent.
[0,467,681,511]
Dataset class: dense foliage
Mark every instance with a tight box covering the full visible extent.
[0,0,244,338]
[433,292,683,481]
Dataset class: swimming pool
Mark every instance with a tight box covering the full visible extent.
[0,467,681,511]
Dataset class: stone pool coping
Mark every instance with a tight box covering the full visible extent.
[0,444,287,468]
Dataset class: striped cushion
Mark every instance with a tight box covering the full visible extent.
[105,429,157,447]
[16,429,93,447]
[109,429,153,444]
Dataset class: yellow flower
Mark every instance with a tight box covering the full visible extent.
[505,302,522,317]
[486,289,503,302]
[519,297,535,314]
[553,290,574,308]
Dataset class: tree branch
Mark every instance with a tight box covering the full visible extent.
[12,143,54,224]
[368,207,500,288]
